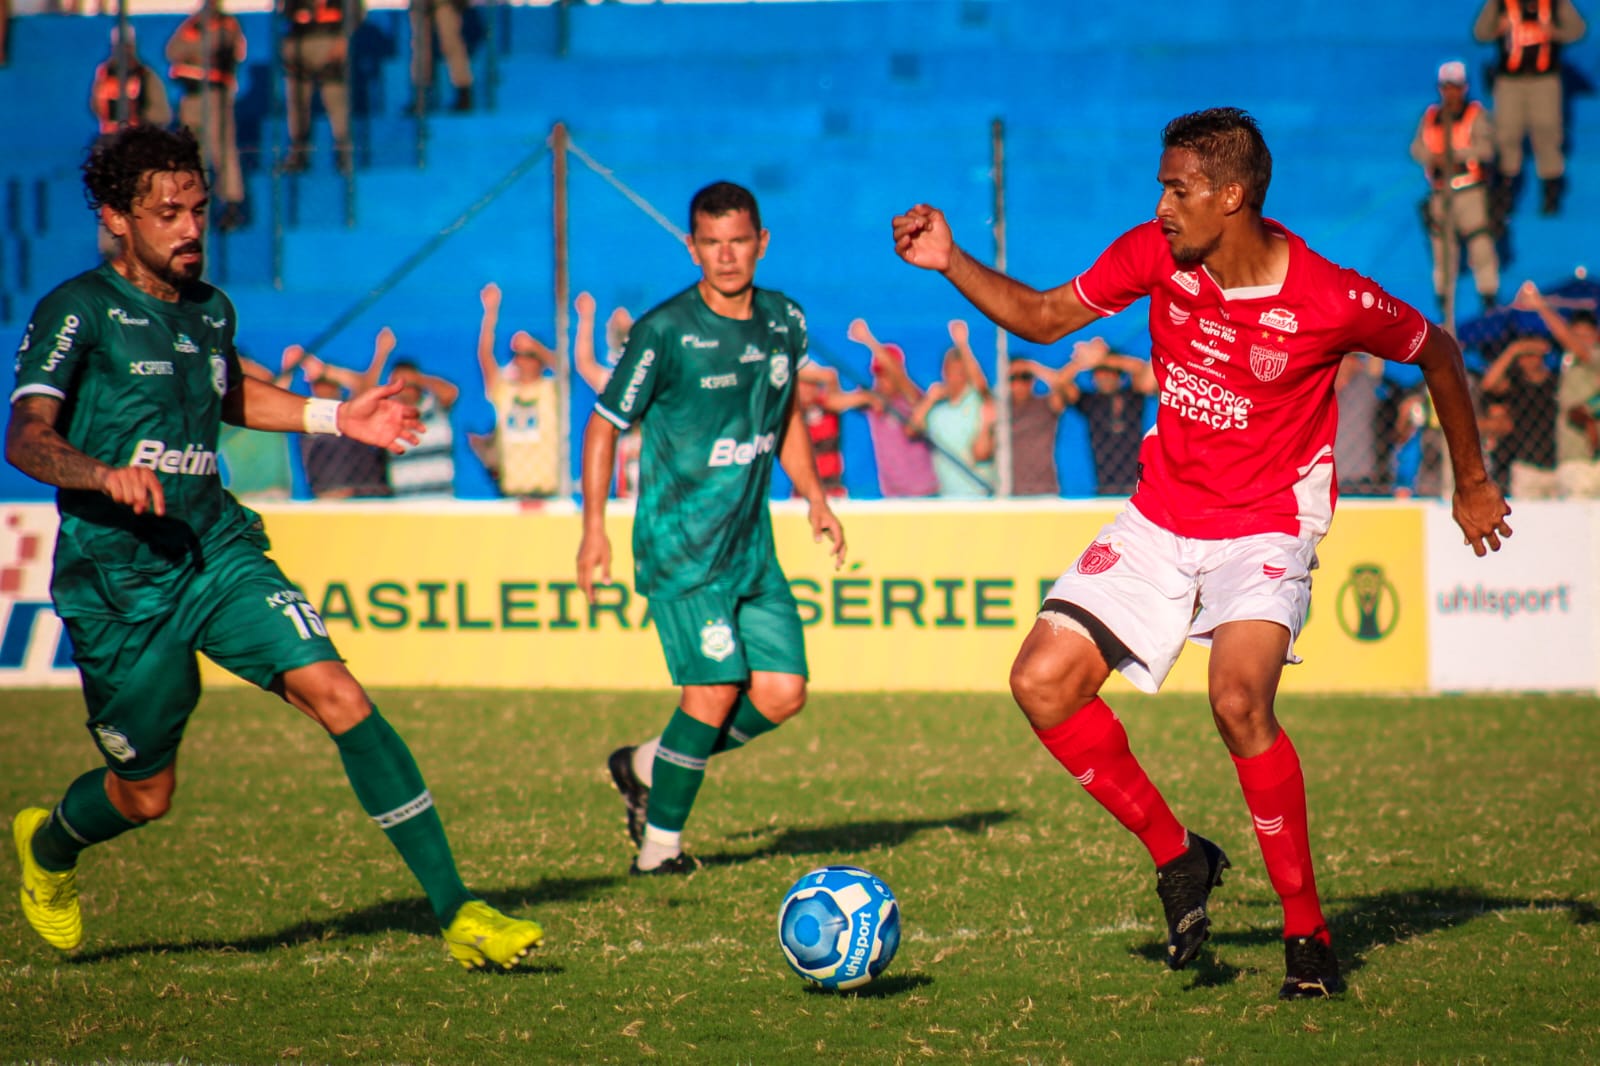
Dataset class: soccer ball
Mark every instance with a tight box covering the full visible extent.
[777,865,900,991]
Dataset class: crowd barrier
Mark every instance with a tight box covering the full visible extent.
[1,500,1595,693]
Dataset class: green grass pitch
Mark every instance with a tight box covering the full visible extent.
[2,687,1597,1065]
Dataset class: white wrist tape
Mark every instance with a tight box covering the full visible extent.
[303,397,343,436]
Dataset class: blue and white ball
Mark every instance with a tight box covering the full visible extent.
[777,865,900,991]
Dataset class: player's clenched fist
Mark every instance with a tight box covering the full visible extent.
[100,464,165,516]
[892,204,955,272]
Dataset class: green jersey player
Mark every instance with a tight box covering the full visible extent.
[577,181,846,875]
[7,126,542,970]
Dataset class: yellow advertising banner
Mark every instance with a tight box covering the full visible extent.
[195,500,1426,694]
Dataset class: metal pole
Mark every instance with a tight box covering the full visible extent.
[270,0,285,289]
[1438,110,1461,502]
[991,117,1012,499]
[200,4,214,223]
[413,0,429,168]
[484,0,499,113]
[342,0,356,226]
[1440,111,1459,337]
[114,0,130,127]
[551,121,573,497]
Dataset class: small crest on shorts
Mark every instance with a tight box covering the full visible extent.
[1076,540,1122,576]
[1249,343,1288,382]
[700,618,736,661]
[94,725,137,763]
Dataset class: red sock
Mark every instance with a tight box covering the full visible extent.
[1033,697,1189,867]
[1231,730,1328,941]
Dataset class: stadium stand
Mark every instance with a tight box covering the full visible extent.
[1,0,1597,500]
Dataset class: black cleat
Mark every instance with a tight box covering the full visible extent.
[607,746,650,846]
[629,852,699,877]
[1279,931,1345,999]
[1154,832,1231,970]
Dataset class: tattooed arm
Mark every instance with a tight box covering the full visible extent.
[6,395,165,515]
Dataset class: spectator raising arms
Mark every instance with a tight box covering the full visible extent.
[1515,280,1600,496]
[294,328,395,499]
[1480,332,1560,498]
[794,361,879,498]
[847,317,938,498]
[572,290,640,498]
[1052,337,1156,497]
[475,283,562,498]
[386,354,460,498]
[908,318,997,497]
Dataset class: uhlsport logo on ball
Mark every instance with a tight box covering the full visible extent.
[777,865,900,990]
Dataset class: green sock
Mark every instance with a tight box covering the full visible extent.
[333,709,474,926]
[646,709,721,833]
[711,694,780,755]
[30,768,142,872]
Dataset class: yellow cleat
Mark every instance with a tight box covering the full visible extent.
[13,807,82,951]
[442,900,543,971]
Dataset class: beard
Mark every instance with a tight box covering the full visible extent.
[124,229,204,290]
[1169,234,1219,266]
[164,241,205,283]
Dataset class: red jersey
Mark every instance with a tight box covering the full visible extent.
[1073,219,1429,539]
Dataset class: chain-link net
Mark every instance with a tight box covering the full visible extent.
[1450,274,1600,500]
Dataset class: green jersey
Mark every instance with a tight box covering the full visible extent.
[595,284,806,598]
[11,263,256,621]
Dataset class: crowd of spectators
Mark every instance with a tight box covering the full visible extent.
[206,266,1600,505]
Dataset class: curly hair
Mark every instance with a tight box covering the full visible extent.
[1162,107,1273,212]
[82,125,207,216]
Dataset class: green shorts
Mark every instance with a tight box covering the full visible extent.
[62,529,340,780]
[650,558,808,687]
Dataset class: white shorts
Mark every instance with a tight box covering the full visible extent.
[1041,504,1320,694]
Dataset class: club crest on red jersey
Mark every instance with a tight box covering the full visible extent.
[1249,343,1289,382]
[1171,271,1201,296]
[1076,540,1121,575]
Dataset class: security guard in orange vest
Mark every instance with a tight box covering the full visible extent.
[90,26,172,136]
[1410,61,1501,315]
[165,0,248,231]
[1473,0,1588,214]
[279,0,361,175]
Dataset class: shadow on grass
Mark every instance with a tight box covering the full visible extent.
[1132,884,1600,985]
[703,809,1018,867]
[801,972,934,998]
[69,874,619,966]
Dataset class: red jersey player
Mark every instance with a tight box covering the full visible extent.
[893,108,1512,1000]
